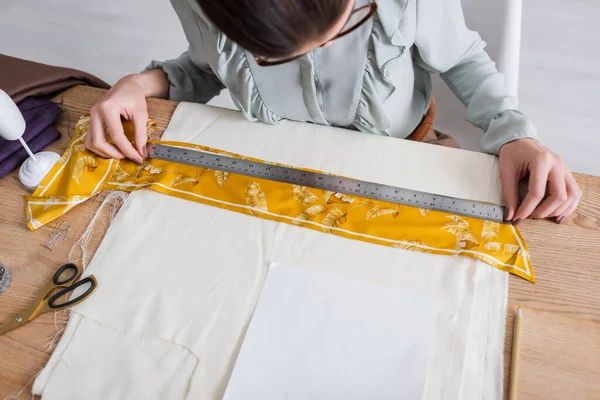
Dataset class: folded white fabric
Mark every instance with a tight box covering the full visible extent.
[33,314,198,399]
[33,102,508,399]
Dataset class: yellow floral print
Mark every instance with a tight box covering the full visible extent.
[443,216,480,249]
[170,173,199,188]
[292,185,319,205]
[482,220,500,240]
[321,208,348,233]
[24,115,535,282]
[324,191,355,204]
[215,170,229,186]
[393,240,433,253]
[245,182,268,213]
[293,205,329,225]
[72,155,98,184]
[366,205,400,220]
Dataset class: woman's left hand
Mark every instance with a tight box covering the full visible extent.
[498,138,582,225]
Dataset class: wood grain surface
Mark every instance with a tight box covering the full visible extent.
[1,86,599,399]
[0,87,177,398]
[510,308,600,399]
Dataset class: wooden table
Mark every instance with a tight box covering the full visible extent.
[1,86,599,398]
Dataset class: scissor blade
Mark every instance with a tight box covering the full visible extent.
[0,314,28,336]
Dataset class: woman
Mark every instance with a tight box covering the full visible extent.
[85,0,581,224]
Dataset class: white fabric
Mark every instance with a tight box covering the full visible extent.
[223,263,438,399]
[33,314,198,399]
[33,103,508,399]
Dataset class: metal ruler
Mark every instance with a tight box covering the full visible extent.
[149,144,506,223]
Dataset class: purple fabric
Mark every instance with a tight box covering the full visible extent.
[0,125,61,177]
[0,97,62,178]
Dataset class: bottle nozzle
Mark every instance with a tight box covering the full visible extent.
[18,137,38,163]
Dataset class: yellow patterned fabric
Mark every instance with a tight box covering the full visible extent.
[26,116,534,282]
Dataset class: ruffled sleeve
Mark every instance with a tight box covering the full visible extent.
[212,33,282,125]
[161,0,279,124]
[142,0,225,103]
[144,51,225,104]
[413,0,538,154]
[144,0,282,127]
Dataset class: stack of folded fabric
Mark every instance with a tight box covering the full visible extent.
[0,97,62,179]
[0,53,110,178]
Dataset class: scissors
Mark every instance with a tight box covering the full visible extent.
[0,263,97,335]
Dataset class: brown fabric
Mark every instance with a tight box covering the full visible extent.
[422,129,460,148]
[407,96,459,148]
[0,54,110,103]
[407,96,436,142]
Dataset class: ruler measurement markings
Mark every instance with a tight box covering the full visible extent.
[151,144,505,222]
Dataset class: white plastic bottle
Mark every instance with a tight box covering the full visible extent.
[0,89,60,190]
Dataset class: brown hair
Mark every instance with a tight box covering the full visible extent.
[196,0,350,58]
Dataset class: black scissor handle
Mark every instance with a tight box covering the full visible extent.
[53,263,81,286]
[48,276,97,309]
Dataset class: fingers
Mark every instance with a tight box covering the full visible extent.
[498,139,580,225]
[530,168,567,219]
[499,162,520,221]
[104,108,143,164]
[510,149,582,224]
[86,110,125,160]
[558,198,580,224]
[513,155,551,221]
[554,172,582,223]
[132,108,149,158]
[551,173,576,218]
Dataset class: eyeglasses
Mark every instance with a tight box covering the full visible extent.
[254,0,378,67]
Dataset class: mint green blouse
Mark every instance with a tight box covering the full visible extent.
[146,0,538,154]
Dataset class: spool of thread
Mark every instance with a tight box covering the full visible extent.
[0,262,12,295]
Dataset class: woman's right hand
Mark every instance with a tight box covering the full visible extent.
[86,70,169,164]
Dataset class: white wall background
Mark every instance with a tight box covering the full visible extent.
[431,0,523,152]
[436,0,600,176]
[519,0,600,176]
[1,0,598,175]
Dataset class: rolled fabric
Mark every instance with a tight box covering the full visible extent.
[0,98,62,178]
